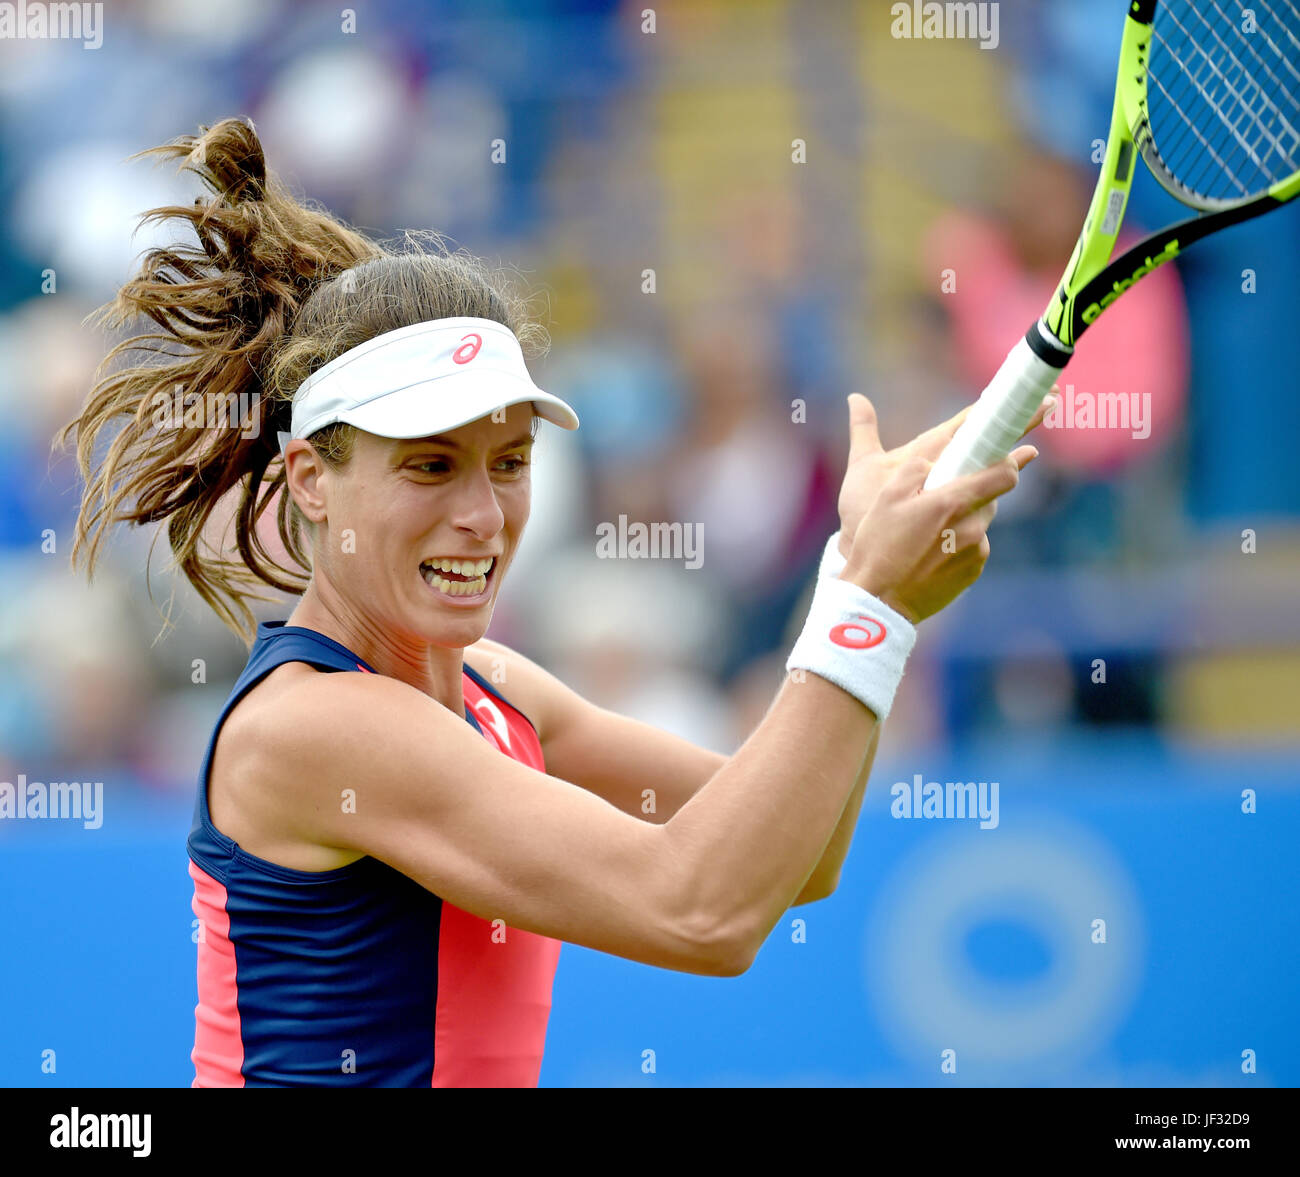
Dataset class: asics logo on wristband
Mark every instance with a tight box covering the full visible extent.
[829,614,887,650]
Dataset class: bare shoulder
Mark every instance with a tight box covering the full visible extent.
[221,659,437,768]
[210,661,456,869]
[214,660,322,798]
[210,661,364,869]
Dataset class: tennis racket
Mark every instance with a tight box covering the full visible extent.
[924,0,1300,489]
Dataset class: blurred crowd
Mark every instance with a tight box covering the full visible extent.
[1,0,1296,806]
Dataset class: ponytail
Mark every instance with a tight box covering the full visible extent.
[59,117,542,643]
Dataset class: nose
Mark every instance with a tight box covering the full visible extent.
[447,461,506,541]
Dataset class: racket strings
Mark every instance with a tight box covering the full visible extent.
[1147,42,1256,196]
[1209,2,1300,146]
[1229,1,1300,89]
[1156,1,1300,190]
[1147,0,1300,202]
[1154,25,1292,195]
[1257,0,1300,57]
[1156,3,1298,189]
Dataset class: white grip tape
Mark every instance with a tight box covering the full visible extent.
[786,575,916,720]
[923,335,1061,489]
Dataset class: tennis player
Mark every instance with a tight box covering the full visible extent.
[62,119,1047,1087]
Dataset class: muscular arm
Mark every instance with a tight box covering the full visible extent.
[247,454,1025,976]
[465,640,877,904]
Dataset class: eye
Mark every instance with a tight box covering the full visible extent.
[412,458,451,475]
[495,454,529,474]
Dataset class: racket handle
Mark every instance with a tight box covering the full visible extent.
[924,327,1068,490]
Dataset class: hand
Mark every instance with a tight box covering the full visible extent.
[841,445,1039,625]
[835,388,1058,561]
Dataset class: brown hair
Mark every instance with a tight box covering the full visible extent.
[58,117,546,643]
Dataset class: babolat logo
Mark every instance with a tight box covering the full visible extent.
[1082,239,1181,322]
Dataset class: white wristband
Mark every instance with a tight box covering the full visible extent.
[786,575,916,720]
[819,530,848,581]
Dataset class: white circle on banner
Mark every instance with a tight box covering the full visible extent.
[865,816,1144,1068]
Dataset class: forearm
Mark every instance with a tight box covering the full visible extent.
[793,724,879,902]
[788,528,881,903]
[663,672,879,963]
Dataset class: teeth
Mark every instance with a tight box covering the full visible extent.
[422,566,489,597]
[421,557,494,576]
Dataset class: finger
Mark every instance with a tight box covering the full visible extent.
[911,404,973,461]
[942,451,1030,515]
[952,515,990,550]
[1019,385,1060,438]
[1010,443,1039,470]
[846,393,884,460]
[952,498,997,545]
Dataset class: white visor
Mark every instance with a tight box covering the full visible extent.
[278,317,578,453]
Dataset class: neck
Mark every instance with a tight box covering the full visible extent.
[286,582,467,717]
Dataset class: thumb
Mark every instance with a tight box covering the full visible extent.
[846,393,884,460]
[912,405,972,461]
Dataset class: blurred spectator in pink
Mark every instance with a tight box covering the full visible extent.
[921,152,1190,565]
[924,151,1189,477]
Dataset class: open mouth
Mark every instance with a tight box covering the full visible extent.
[419,556,495,599]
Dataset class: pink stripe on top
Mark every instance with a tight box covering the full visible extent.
[427,670,561,1086]
[431,904,562,1087]
[189,859,245,1087]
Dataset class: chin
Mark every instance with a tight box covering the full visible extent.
[415,604,495,650]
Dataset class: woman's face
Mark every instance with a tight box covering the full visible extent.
[294,402,535,649]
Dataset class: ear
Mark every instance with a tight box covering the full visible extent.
[284,440,329,524]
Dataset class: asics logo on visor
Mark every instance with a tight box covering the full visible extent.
[452,333,483,365]
[829,615,887,650]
